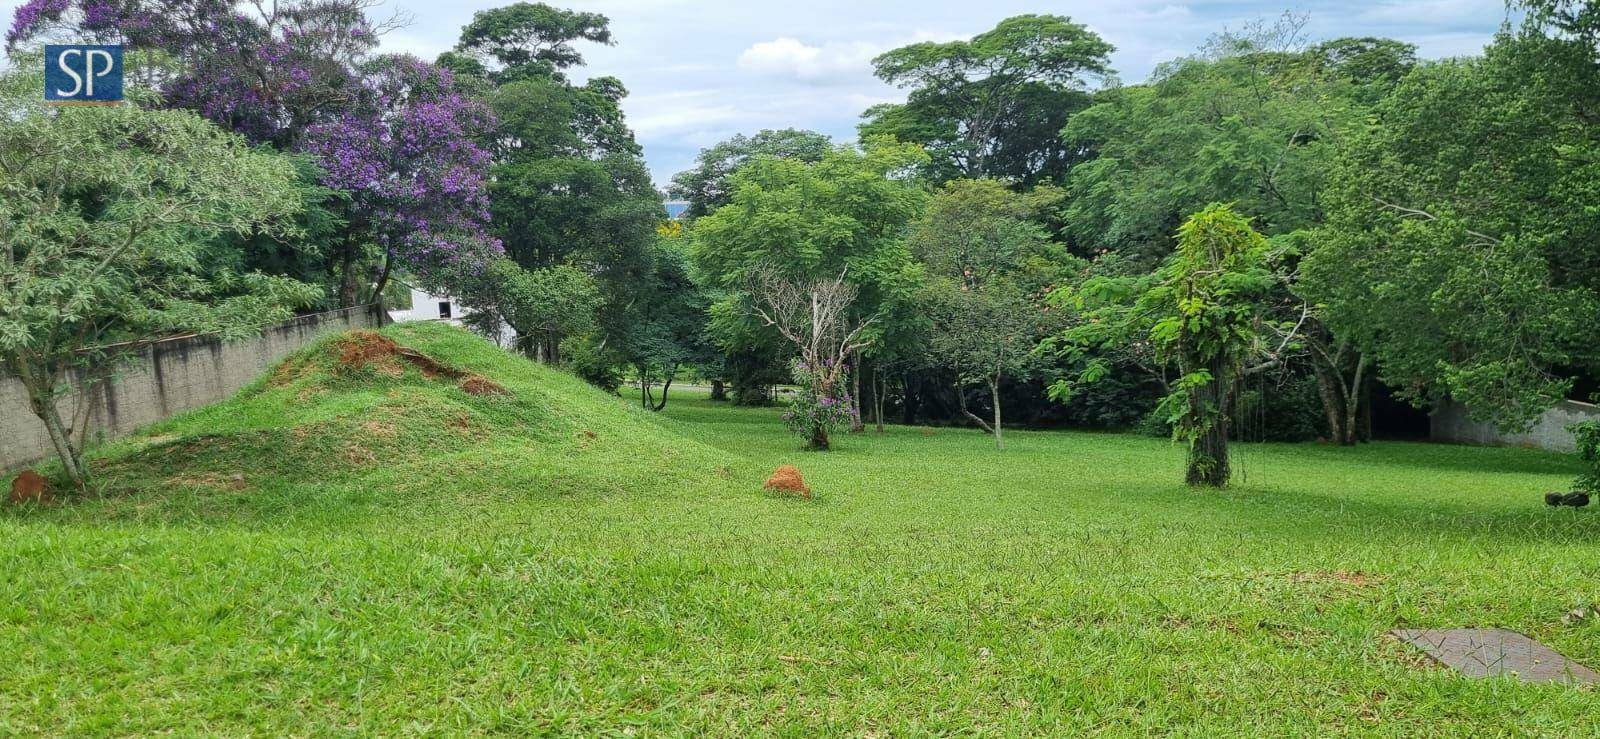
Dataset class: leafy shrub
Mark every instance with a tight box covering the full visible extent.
[1056,369,1161,429]
[1572,421,1600,495]
[563,335,624,394]
[781,360,858,449]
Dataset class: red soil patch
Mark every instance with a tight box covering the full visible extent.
[9,469,50,504]
[334,331,403,372]
[763,465,811,498]
[459,374,510,397]
[333,331,476,380]
[397,347,460,379]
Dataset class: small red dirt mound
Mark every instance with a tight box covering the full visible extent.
[763,465,811,498]
[9,469,50,505]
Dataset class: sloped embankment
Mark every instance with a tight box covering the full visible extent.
[81,322,732,520]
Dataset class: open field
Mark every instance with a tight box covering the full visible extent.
[3,324,1598,735]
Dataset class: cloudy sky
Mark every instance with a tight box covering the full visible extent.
[2,0,1516,185]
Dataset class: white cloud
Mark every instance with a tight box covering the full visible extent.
[737,37,884,84]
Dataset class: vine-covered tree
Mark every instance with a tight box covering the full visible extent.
[1050,205,1278,486]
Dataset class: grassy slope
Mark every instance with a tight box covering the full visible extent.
[3,322,1598,735]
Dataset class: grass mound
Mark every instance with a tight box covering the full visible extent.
[73,321,731,524]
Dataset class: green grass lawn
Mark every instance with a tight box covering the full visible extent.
[3,323,1598,735]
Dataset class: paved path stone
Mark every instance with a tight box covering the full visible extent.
[1391,628,1599,685]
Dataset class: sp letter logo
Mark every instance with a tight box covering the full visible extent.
[45,45,124,104]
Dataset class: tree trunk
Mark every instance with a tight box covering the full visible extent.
[850,351,865,432]
[990,378,1003,450]
[957,384,995,435]
[370,249,394,307]
[337,236,360,309]
[651,366,675,411]
[1357,375,1374,442]
[874,369,886,433]
[809,425,830,451]
[901,371,917,425]
[1340,355,1368,447]
[710,379,727,401]
[16,361,87,487]
[1186,359,1231,487]
[1312,360,1347,444]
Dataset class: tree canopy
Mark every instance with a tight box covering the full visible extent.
[862,15,1112,185]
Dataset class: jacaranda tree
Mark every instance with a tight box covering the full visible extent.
[301,55,502,306]
[8,0,499,308]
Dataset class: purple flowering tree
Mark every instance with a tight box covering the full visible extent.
[6,0,392,147]
[9,0,499,306]
[302,55,501,305]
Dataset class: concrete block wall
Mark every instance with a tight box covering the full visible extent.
[1430,398,1600,454]
[2,305,383,471]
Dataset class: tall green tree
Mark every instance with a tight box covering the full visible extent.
[1301,29,1600,430]
[669,129,833,220]
[909,179,1069,447]
[624,236,714,412]
[452,1,611,82]
[1060,23,1403,262]
[1060,23,1415,444]
[456,3,662,366]
[0,74,317,486]
[862,15,1113,185]
[691,141,929,443]
[924,281,1046,450]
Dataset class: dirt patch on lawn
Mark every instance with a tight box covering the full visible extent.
[459,374,510,397]
[1287,570,1381,588]
[329,331,514,402]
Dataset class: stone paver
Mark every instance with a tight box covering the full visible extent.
[1391,628,1599,685]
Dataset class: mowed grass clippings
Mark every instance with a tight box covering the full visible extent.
[2,322,1598,735]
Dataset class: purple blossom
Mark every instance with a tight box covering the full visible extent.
[300,54,501,282]
[9,1,502,286]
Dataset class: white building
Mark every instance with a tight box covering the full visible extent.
[388,285,515,347]
[387,285,460,323]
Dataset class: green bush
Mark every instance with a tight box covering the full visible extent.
[1572,421,1600,495]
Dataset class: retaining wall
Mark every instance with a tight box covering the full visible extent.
[1430,399,1600,453]
[2,305,383,471]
